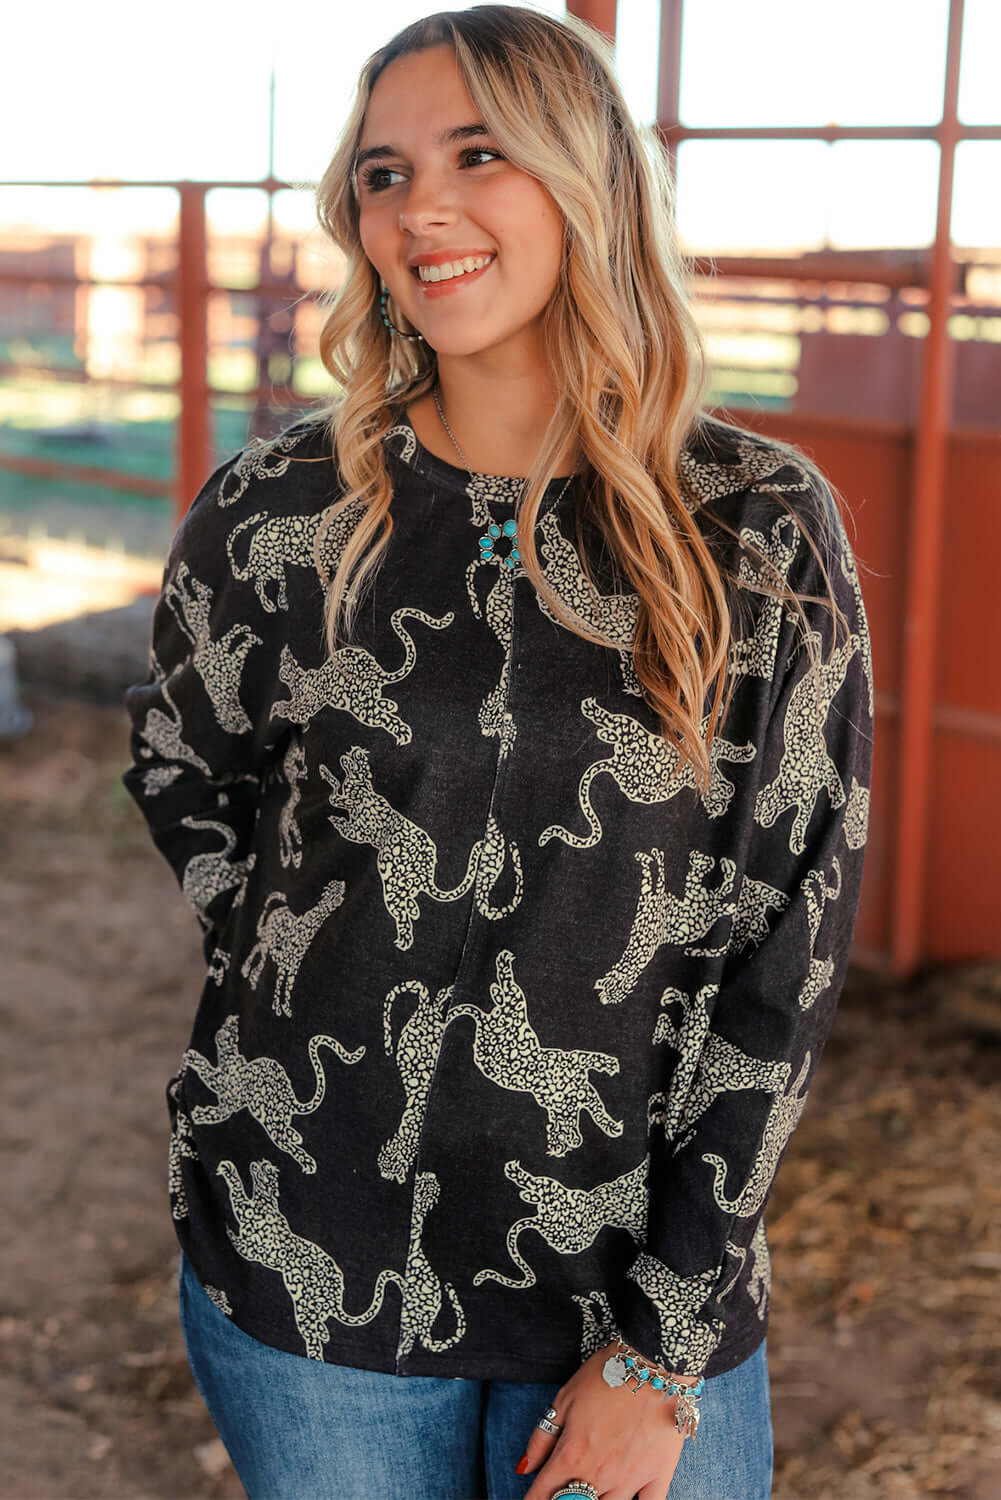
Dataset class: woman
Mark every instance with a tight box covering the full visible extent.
[122,7,874,1499]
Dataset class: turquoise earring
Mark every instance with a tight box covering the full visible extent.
[380,280,425,342]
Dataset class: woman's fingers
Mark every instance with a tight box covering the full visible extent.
[517,1424,562,1474]
[637,1480,669,1500]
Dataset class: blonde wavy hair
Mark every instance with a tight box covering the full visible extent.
[306,3,851,793]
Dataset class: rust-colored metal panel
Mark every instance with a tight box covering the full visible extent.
[937,434,1001,719]
[926,733,1001,958]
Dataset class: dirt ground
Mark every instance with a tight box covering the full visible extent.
[2,686,1000,1500]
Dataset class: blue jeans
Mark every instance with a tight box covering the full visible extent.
[178,1251,772,1499]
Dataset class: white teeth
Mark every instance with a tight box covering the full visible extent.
[418,254,493,283]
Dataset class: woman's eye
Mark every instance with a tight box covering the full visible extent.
[361,148,503,194]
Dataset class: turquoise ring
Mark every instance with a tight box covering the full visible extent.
[549,1483,600,1500]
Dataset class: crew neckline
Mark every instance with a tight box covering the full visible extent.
[386,408,582,505]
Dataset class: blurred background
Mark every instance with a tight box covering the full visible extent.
[1,1,999,1496]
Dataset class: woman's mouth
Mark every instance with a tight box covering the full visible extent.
[411,255,496,299]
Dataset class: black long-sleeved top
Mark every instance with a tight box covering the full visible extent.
[122,406,874,1383]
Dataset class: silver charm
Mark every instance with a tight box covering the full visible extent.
[674,1388,702,1440]
[601,1352,630,1388]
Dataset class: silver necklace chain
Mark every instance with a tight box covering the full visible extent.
[431,384,576,512]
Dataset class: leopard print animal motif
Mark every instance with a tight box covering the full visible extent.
[136,669,211,776]
[225,492,368,614]
[843,776,870,850]
[727,873,791,956]
[625,1251,724,1372]
[841,540,875,719]
[754,627,862,855]
[319,748,522,951]
[539,699,755,851]
[378,980,451,1183]
[167,1075,197,1221]
[721,1219,771,1320]
[217,1158,404,1360]
[466,563,518,759]
[447,948,622,1158]
[473,1155,648,1290]
[241,879,346,1018]
[183,1013,365,1173]
[677,435,812,513]
[178,816,254,925]
[395,1172,467,1358]
[141,764,183,797]
[217,425,320,507]
[796,858,843,1011]
[647,983,718,1142]
[277,739,307,870]
[163,561,262,734]
[269,607,454,740]
[572,1289,621,1362]
[728,513,802,682]
[535,509,642,697]
[204,1285,233,1316]
[650,987,791,1152]
[702,1052,812,1218]
[595,848,738,1006]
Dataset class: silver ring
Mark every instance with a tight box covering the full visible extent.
[550,1482,600,1500]
[543,1406,559,1420]
[536,1415,561,1435]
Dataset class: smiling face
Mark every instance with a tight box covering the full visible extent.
[356,43,566,366]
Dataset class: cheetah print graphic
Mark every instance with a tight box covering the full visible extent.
[650,986,790,1152]
[242,879,346,1018]
[841,541,875,720]
[378,980,451,1183]
[269,606,454,740]
[204,1285,233,1316]
[217,1158,404,1360]
[540,699,755,850]
[647,983,718,1143]
[702,1052,812,1218]
[595,848,737,1006]
[754,627,862,854]
[227,509,329,614]
[167,1075,197,1222]
[473,1155,649,1290]
[141,763,183,797]
[678,436,811,513]
[183,1013,365,1173]
[722,1219,771,1320]
[163,561,262,734]
[319,747,522,950]
[277,738,307,870]
[844,776,870,850]
[217,424,320,507]
[797,858,842,1011]
[178,815,255,926]
[728,513,802,681]
[535,508,642,697]
[136,666,211,776]
[466,562,518,759]
[726,873,791,957]
[572,1289,621,1362]
[206,871,252,986]
[395,1172,467,1359]
[447,948,622,1158]
[625,1251,724,1373]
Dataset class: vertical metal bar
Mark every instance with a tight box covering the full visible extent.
[891,0,965,977]
[657,0,685,184]
[176,182,211,523]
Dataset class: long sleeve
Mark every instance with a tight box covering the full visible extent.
[610,476,875,1378]
[121,454,285,960]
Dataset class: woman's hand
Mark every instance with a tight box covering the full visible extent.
[519,1340,689,1500]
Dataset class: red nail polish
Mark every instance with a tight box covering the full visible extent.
[515,1454,530,1474]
